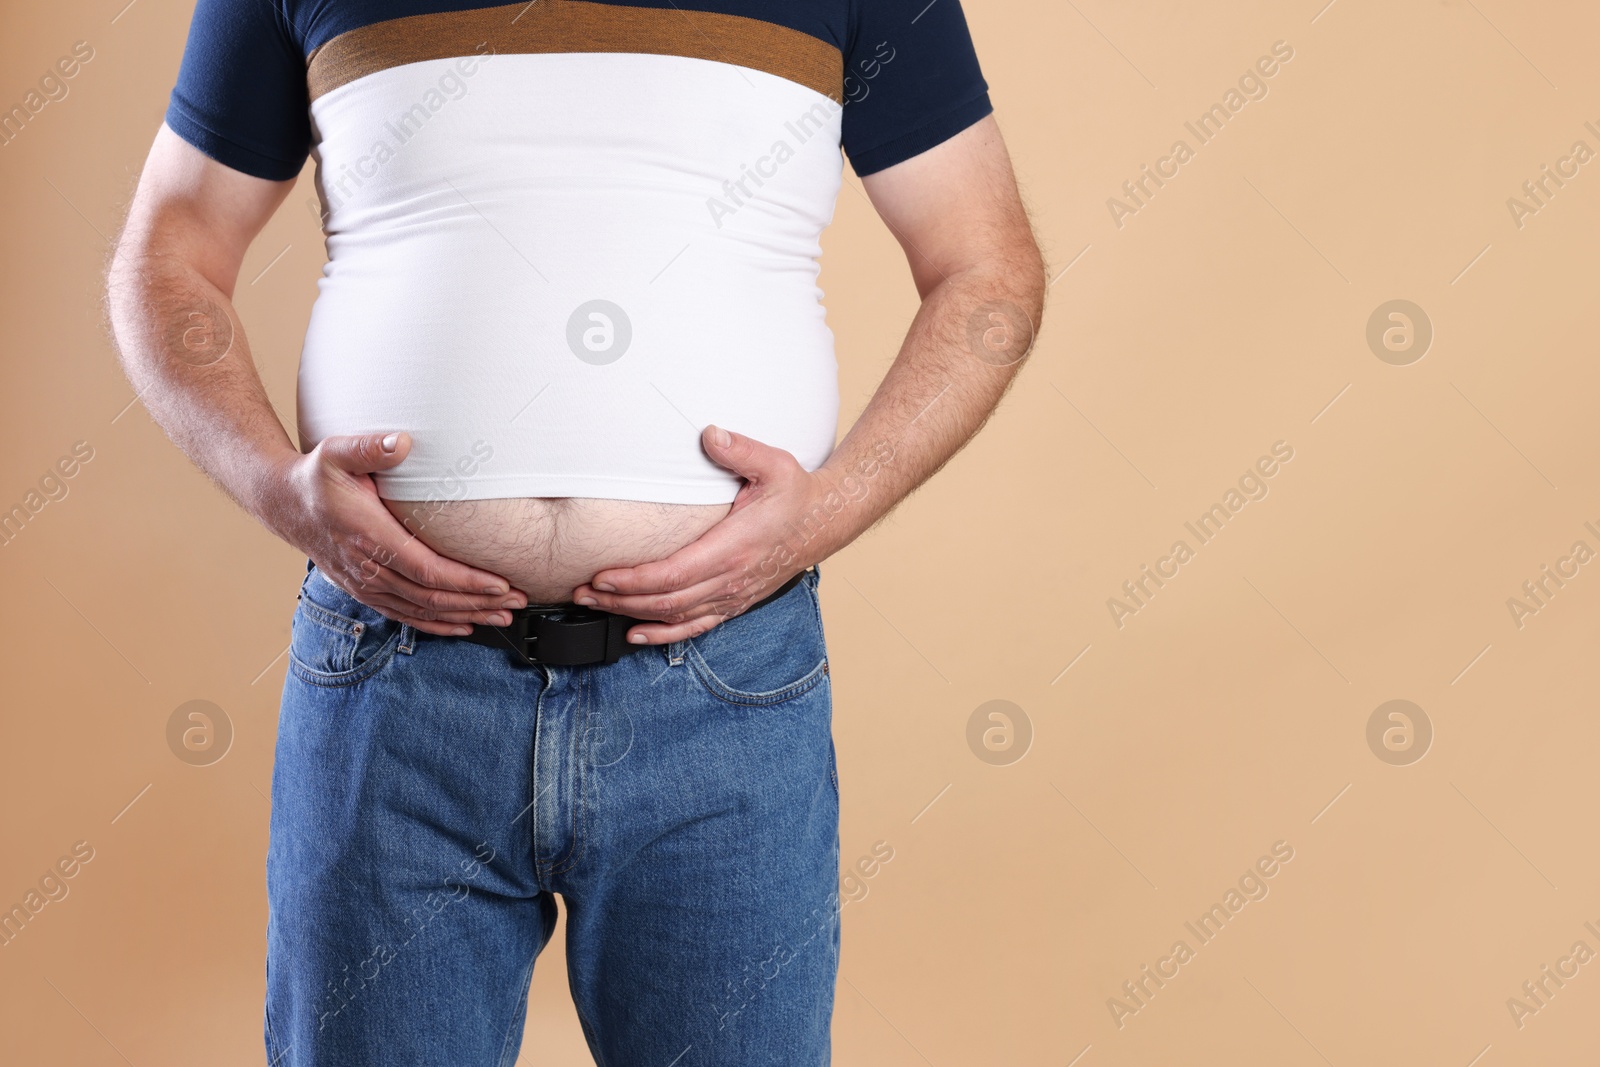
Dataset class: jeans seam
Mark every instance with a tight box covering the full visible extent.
[493,946,540,1067]
[679,574,828,706]
[803,569,826,635]
[568,931,611,1067]
[547,669,590,878]
[684,646,830,707]
[575,1007,611,1067]
[530,672,549,891]
[287,629,402,688]
[264,953,286,1065]
[297,596,365,638]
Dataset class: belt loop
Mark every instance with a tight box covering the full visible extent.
[397,623,416,655]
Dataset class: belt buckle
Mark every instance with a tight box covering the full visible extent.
[477,604,630,667]
[515,604,572,665]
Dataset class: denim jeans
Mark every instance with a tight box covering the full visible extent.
[265,563,840,1066]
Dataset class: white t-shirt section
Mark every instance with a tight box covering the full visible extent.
[297,51,844,504]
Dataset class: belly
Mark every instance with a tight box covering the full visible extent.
[306,54,845,580]
[297,53,843,508]
[385,495,731,604]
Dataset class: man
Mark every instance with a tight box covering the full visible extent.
[107,0,1043,1062]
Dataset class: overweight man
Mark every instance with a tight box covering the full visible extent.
[108,0,1043,1063]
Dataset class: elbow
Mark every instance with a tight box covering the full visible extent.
[962,234,1045,369]
[970,225,1046,313]
[102,223,174,380]
[1015,234,1047,326]
[104,229,152,332]
[1005,231,1047,363]
[103,237,142,364]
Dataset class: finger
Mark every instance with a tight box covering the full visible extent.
[586,530,745,596]
[341,593,499,637]
[621,613,731,646]
[349,600,500,637]
[392,614,476,638]
[366,566,527,616]
[315,437,521,598]
[319,570,518,626]
[701,425,800,482]
[344,559,518,612]
[310,573,480,636]
[576,573,768,622]
[359,522,521,597]
[361,594,516,627]
[318,431,411,475]
[331,482,519,599]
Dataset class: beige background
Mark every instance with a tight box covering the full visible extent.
[4,0,1599,1063]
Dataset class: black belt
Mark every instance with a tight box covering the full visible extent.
[448,569,807,667]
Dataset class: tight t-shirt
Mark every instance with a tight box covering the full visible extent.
[167,0,992,503]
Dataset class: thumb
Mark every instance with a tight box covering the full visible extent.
[701,425,793,481]
[318,432,410,475]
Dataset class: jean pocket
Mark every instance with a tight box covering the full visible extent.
[288,567,403,687]
[682,569,829,707]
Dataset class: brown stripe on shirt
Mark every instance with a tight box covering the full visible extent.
[307,0,843,102]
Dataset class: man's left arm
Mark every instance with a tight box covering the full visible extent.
[574,114,1046,641]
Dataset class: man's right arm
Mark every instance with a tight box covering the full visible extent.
[106,126,524,634]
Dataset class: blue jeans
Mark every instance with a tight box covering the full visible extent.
[265,564,839,1066]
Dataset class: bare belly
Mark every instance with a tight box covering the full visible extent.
[384,496,731,605]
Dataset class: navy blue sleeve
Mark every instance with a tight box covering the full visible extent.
[165,0,311,181]
[840,0,992,176]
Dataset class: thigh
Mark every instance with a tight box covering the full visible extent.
[562,569,842,1066]
[266,566,553,1067]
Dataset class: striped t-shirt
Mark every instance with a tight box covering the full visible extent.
[166,0,992,504]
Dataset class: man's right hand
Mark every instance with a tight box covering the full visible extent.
[262,431,526,635]
[107,131,522,636]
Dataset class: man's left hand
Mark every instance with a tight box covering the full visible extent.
[571,425,835,644]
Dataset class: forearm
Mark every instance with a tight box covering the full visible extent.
[106,246,300,527]
[812,255,1046,558]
